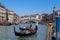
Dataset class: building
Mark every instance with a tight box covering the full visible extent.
[8,10,14,24]
[0,3,8,23]
[0,3,19,24]
[13,13,19,24]
[8,10,19,24]
[41,13,49,23]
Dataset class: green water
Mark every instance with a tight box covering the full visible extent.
[0,24,47,40]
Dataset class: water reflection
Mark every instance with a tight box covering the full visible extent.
[0,24,47,40]
[17,33,37,40]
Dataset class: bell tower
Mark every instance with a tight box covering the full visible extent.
[53,5,56,13]
[53,5,58,22]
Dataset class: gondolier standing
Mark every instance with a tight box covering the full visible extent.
[35,21,38,30]
[35,15,39,30]
[29,24,32,31]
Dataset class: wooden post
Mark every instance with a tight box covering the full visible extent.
[46,23,53,40]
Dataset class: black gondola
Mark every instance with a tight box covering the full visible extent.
[14,25,38,36]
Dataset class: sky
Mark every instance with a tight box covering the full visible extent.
[0,0,60,16]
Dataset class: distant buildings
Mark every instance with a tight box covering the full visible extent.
[20,5,60,23]
[52,5,60,22]
[8,10,14,23]
[13,13,19,24]
[16,5,60,23]
[0,3,60,24]
[41,13,49,23]
[41,5,60,23]
[0,3,7,23]
[0,3,19,24]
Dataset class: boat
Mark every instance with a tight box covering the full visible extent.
[14,25,38,36]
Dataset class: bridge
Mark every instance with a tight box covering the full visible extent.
[19,15,42,23]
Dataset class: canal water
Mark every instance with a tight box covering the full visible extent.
[0,24,47,40]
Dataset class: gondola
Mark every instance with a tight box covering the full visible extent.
[14,25,38,36]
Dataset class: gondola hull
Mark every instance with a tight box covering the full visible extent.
[14,30,37,36]
[14,27,37,36]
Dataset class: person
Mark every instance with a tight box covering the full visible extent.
[26,24,32,30]
[22,30,26,33]
[30,24,32,29]
[35,22,38,30]
[35,25,38,30]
